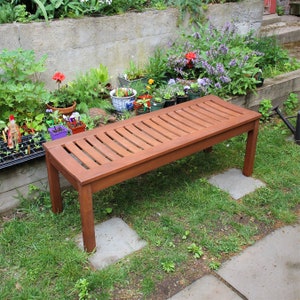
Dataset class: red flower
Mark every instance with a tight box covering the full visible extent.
[52,72,66,83]
[185,52,197,61]
[185,52,197,69]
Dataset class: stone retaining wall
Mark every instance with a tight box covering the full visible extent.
[0,0,263,89]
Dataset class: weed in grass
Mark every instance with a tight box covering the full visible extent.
[209,261,221,271]
[187,243,204,259]
[161,261,175,273]
[75,278,90,300]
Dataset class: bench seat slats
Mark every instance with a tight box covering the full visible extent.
[123,124,162,147]
[85,135,121,161]
[206,100,242,117]
[116,126,154,150]
[166,110,207,130]
[158,114,198,133]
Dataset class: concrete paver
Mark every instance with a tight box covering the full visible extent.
[76,217,147,270]
[168,275,243,300]
[208,168,265,200]
[217,222,300,300]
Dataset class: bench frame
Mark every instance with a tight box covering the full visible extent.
[44,95,261,252]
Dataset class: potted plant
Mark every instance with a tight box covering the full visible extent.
[65,112,86,134]
[45,108,69,140]
[188,81,202,100]
[150,96,165,111]
[46,72,76,114]
[159,84,176,107]
[110,87,137,112]
[175,84,189,104]
[133,97,151,115]
[118,60,147,87]
[48,125,69,140]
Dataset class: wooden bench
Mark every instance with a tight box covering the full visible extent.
[43,95,261,252]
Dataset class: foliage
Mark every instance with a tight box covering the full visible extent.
[258,99,273,122]
[164,22,262,97]
[145,48,169,87]
[248,35,300,78]
[0,48,50,123]
[283,93,299,115]
[75,278,90,300]
[121,60,145,81]
[0,0,244,23]
[50,64,113,113]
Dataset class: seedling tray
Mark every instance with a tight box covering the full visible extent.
[0,134,46,170]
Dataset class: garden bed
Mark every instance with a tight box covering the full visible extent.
[0,134,46,170]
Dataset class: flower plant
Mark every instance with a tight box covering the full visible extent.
[165,22,264,98]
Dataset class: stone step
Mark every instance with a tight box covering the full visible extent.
[260,14,300,44]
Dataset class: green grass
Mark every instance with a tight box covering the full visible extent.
[1,113,300,299]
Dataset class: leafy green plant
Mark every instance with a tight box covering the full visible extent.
[75,278,90,300]
[161,261,175,273]
[258,99,273,122]
[145,48,168,87]
[209,261,221,270]
[283,93,299,115]
[0,48,49,123]
[122,60,145,81]
[187,243,204,259]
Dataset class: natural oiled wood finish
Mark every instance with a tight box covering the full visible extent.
[44,95,261,252]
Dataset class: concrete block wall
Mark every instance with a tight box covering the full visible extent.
[0,0,263,89]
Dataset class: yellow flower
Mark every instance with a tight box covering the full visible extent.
[148,78,154,85]
[146,85,151,90]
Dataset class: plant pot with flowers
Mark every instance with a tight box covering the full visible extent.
[65,112,86,134]
[133,96,151,115]
[45,109,69,140]
[110,87,137,112]
[46,72,76,115]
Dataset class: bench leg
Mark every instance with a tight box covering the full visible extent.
[243,120,259,177]
[46,157,63,213]
[78,185,96,253]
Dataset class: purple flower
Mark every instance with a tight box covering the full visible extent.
[168,79,176,85]
[218,44,228,55]
[192,32,201,39]
[216,63,225,75]
[197,78,211,87]
[215,82,222,89]
[219,75,231,83]
[243,55,249,62]
[201,61,215,75]
[229,59,237,67]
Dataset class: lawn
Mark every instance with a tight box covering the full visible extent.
[0,111,299,299]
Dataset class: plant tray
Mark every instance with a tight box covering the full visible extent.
[0,134,46,170]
